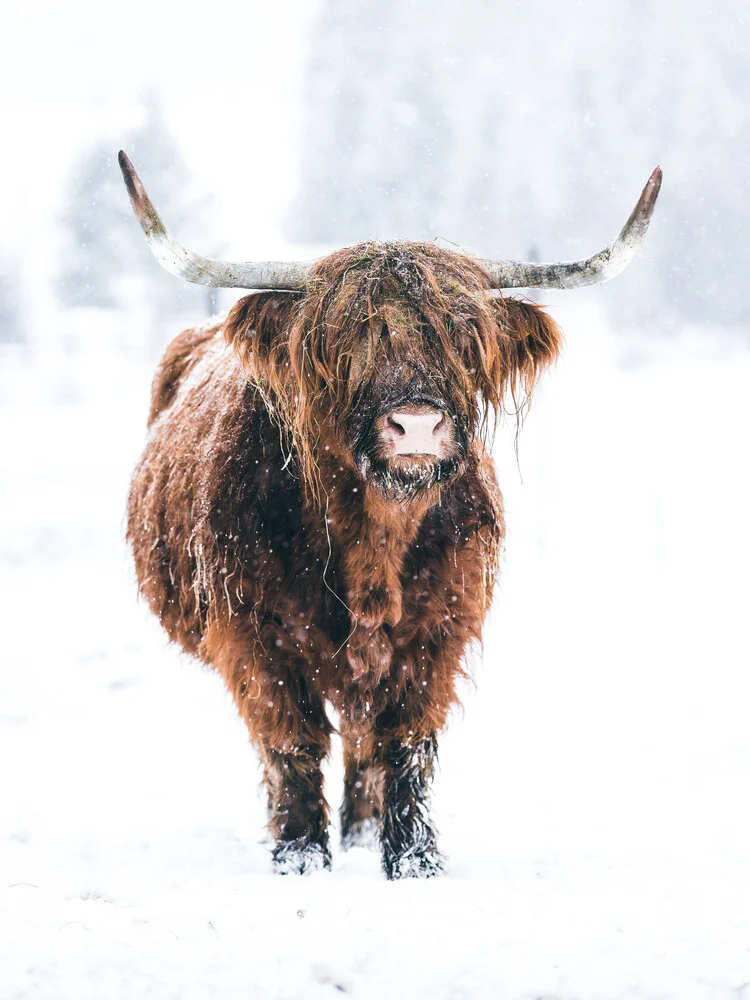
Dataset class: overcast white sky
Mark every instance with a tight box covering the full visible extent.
[3,0,748,333]
[0,0,322,262]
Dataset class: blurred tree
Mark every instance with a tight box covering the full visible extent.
[292,0,750,330]
[0,263,24,344]
[58,144,121,309]
[58,100,215,336]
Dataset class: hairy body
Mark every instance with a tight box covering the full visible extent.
[127,243,561,877]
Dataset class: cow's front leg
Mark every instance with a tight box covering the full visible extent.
[260,741,331,874]
[376,734,445,879]
[339,739,382,850]
[213,617,333,875]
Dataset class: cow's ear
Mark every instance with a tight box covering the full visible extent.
[223,292,300,385]
[495,297,563,390]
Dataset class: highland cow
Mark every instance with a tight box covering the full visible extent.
[120,152,661,878]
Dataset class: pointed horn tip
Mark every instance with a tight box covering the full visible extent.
[629,166,662,228]
[116,149,160,235]
[117,149,136,186]
[117,149,140,203]
[646,165,663,199]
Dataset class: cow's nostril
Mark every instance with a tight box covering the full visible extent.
[387,415,406,437]
[432,412,446,436]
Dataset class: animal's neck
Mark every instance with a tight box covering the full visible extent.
[313,454,434,677]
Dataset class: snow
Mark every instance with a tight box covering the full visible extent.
[2,304,749,999]
[3,0,748,991]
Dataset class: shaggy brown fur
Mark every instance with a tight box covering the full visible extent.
[127,241,562,878]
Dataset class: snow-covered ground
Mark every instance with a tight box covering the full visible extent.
[1,307,749,999]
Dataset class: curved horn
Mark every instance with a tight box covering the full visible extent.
[118,151,316,291]
[478,167,662,289]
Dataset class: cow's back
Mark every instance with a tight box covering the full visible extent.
[146,317,224,427]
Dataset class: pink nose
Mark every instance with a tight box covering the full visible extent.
[381,405,450,456]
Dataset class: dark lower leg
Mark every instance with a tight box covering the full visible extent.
[261,743,331,873]
[379,735,444,879]
[340,745,382,850]
[224,619,333,874]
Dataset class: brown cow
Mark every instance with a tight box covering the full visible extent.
[120,153,661,878]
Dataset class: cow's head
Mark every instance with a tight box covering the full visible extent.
[118,152,661,500]
[220,243,563,498]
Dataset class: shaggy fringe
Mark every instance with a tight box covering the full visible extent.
[224,241,562,503]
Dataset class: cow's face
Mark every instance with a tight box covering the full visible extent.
[343,298,473,496]
[225,242,563,499]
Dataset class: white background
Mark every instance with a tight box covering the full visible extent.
[1,2,748,997]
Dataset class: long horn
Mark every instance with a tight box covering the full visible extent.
[478,167,662,289]
[118,151,316,291]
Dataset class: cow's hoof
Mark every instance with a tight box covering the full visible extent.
[272,839,331,875]
[340,818,379,851]
[383,846,446,880]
